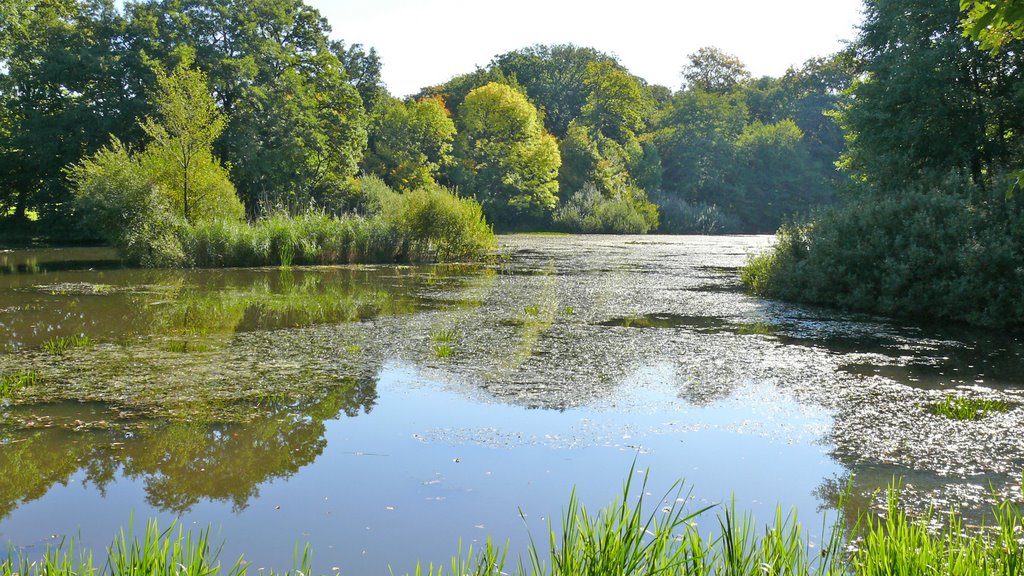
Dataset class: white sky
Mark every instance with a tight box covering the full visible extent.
[311,0,865,97]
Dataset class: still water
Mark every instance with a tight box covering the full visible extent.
[0,235,1021,573]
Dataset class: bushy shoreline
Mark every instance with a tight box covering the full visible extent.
[742,175,1024,328]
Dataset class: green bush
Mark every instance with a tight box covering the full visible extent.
[743,173,1024,327]
[654,193,741,234]
[173,186,493,268]
[554,183,659,234]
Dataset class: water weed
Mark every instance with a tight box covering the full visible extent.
[933,395,1009,421]
[430,328,459,343]
[41,335,92,354]
[0,369,39,397]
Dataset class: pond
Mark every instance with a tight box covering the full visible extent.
[1,235,1022,574]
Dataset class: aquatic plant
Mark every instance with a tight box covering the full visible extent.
[41,335,92,354]
[3,476,1024,576]
[0,369,39,397]
[430,328,459,343]
[0,518,310,576]
[933,395,1009,421]
[434,343,453,359]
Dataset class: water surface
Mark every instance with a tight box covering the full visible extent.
[1,236,1022,573]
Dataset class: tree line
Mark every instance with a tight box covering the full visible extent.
[0,0,850,239]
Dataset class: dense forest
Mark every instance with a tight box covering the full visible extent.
[0,0,847,240]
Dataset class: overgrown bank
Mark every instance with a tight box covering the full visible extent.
[741,0,1024,328]
[742,175,1024,328]
[3,476,1022,575]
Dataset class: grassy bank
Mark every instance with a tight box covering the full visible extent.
[141,184,495,268]
[4,474,1022,575]
[70,160,496,268]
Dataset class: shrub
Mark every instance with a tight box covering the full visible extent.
[654,193,741,234]
[554,183,659,234]
[742,173,1024,327]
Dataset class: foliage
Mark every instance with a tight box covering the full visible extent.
[742,174,1024,327]
[0,370,38,398]
[730,119,824,232]
[176,184,494,268]
[364,96,457,192]
[681,47,752,94]
[0,0,147,228]
[134,0,369,215]
[933,395,1010,420]
[140,57,240,224]
[839,0,1024,190]
[68,140,184,265]
[554,183,659,234]
[69,60,243,265]
[41,335,92,354]
[580,60,650,144]
[453,82,561,227]
[654,194,740,234]
[961,0,1024,51]
[489,44,622,138]
[381,184,496,262]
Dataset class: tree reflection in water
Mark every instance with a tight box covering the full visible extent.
[0,376,376,518]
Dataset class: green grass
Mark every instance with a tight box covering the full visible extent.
[414,475,1024,576]
[0,519,309,576]
[563,306,575,316]
[933,395,1010,421]
[4,475,1023,575]
[430,328,459,343]
[41,335,92,354]
[434,343,454,359]
[0,369,39,397]
[523,305,540,316]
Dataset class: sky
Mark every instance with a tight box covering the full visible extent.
[310,0,865,97]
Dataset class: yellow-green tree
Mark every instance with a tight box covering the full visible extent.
[140,57,242,223]
[364,96,457,192]
[452,82,560,226]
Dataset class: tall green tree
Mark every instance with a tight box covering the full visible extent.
[680,47,751,94]
[130,0,368,214]
[840,0,1024,189]
[452,82,560,225]
[730,120,819,231]
[653,89,748,205]
[364,96,457,192]
[140,57,232,223]
[580,60,650,144]
[490,44,621,138]
[961,0,1024,51]
[0,0,144,226]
